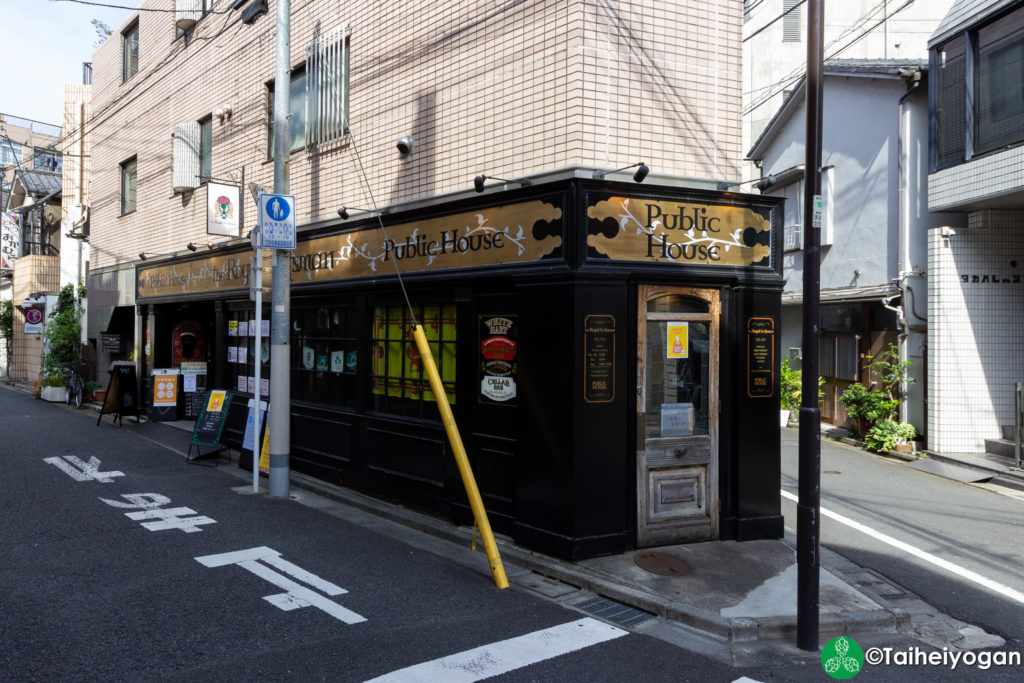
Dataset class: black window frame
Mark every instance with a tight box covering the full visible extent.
[266,65,308,156]
[122,20,139,83]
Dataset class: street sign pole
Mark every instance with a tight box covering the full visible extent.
[251,229,264,495]
[269,0,291,499]
[798,0,824,652]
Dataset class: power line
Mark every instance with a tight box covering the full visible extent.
[743,0,807,44]
[49,0,231,14]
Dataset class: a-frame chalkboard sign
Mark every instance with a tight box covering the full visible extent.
[97,361,140,427]
[187,390,233,466]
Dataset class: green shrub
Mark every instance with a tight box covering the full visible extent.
[839,382,899,429]
[865,420,916,452]
[780,354,802,412]
[42,283,86,380]
[84,380,102,392]
[43,374,63,388]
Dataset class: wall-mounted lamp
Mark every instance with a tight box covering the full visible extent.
[593,161,649,183]
[187,242,199,252]
[939,226,956,239]
[716,178,760,192]
[396,135,414,157]
[337,206,387,220]
[473,175,533,193]
[215,105,233,122]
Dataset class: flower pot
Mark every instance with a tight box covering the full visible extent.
[93,389,107,404]
[780,409,791,427]
[41,386,66,402]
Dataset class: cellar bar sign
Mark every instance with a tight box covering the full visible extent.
[584,315,616,403]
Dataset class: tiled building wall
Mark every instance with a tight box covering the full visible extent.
[88,0,741,269]
[928,145,1024,212]
[927,215,1024,453]
[11,256,60,383]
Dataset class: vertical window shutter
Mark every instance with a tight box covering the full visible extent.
[783,0,800,43]
[173,122,201,192]
[306,26,349,147]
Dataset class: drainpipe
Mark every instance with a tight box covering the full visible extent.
[896,70,922,423]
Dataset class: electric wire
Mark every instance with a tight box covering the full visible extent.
[345,129,418,327]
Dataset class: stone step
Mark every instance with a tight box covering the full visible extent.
[1001,424,1021,441]
[984,437,1016,459]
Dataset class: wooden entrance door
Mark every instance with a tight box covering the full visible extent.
[637,286,719,546]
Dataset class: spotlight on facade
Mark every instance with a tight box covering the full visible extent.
[139,253,148,261]
[473,175,533,193]
[337,206,386,220]
[187,242,198,252]
[396,135,414,156]
[593,161,649,183]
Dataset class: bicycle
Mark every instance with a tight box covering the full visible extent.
[65,358,88,409]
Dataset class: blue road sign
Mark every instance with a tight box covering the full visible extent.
[258,193,296,249]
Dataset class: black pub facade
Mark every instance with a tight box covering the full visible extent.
[133,175,785,560]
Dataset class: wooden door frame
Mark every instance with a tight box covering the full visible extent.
[636,285,721,544]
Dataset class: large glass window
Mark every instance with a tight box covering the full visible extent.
[33,148,61,172]
[977,7,1024,154]
[291,303,358,407]
[934,36,966,168]
[371,304,456,419]
[122,21,139,82]
[120,157,137,215]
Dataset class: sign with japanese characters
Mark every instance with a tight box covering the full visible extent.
[1,211,21,269]
[259,193,296,249]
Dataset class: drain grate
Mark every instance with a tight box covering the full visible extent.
[574,596,656,628]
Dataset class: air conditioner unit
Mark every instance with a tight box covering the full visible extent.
[242,0,268,24]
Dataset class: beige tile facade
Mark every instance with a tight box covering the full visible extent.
[88,0,741,269]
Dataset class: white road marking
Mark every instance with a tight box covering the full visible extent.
[43,455,123,483]
[195,547,365,624]
[99,493,216,533]
[780,489,1024,606]
[365,617,627,683]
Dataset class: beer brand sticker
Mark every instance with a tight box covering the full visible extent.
[481,376,517,402]
[485,360,513,376]
[482,336,516,360]
[667,322,689,359]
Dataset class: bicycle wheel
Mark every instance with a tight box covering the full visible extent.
[65,379,73,404]
[73,376,84,408]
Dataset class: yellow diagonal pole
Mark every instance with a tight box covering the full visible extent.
[412,324,509,589]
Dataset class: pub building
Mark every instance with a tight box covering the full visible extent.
[134,173,785,560]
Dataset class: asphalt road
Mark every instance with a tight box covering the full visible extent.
[780,427,1024,652]
[1,387,745,682]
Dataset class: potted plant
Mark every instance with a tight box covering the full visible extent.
[84,380,103,402]
[779,354,801,426]
[40,373,66,402]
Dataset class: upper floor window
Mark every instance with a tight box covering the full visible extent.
[122,21,139,82]
[121,157,137,215]
[33,148,61,173]
[976,6,1024,155]
[934,37,966,168]
[783,0,801,43]
[199,116,212,182]
[1,138,22,166]
[268,26,350,154]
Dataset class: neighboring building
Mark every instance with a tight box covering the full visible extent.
[742,0,954,182]
[86,0,787,559]
[926,0,1024,455]
[746,60,960,435]
[0,114,65,383]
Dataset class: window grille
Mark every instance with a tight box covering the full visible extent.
[305,26,350,147]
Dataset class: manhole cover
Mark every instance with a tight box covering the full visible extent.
[634,551,691,577]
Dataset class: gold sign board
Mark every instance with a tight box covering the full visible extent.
[587,196,772,267]
[138,200,563,299]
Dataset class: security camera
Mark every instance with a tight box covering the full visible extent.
[396,135,414,156]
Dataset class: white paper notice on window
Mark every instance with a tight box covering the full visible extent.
[237,375,247,392]
[227,347,237,363]
[238,346,248,364]
[238,321,248,337]
[661,402,694,437]
[183,374,197,393]
[262,320,270,337]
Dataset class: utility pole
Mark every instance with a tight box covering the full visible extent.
[797,0,824,652]
[268,0,291,499]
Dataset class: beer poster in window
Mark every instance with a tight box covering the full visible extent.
[479,315,517,404]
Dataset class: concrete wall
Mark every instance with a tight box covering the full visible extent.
[88,0,743,269]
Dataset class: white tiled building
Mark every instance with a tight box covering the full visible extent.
[927,0,1024,454]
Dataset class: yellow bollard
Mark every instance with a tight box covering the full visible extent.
[412,324,509,589]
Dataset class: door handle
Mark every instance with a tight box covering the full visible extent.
[674,446,688,457]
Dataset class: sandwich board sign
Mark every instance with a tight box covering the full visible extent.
[258,193,296,249]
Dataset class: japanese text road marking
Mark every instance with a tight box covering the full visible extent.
[43,456,124,483]
[365,617,626,682]
[780,489,1024,606]
[100,493,217,533]
[195,546,366,624]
